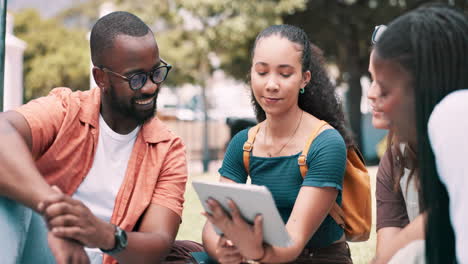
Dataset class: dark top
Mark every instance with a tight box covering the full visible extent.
[376,148,410,230]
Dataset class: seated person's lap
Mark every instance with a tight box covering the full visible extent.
[0,197,55,264]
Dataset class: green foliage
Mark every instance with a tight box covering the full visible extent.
[283,0,468,147]
[13,9,89,102]
[114,0,307,85]
[41,0,306,89]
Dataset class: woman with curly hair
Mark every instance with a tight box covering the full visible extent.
[201,24,354,263]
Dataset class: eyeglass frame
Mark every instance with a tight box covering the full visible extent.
[100,58,172,91]
[371,25,387,45]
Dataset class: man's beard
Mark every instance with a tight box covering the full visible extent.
[109,85,158,125]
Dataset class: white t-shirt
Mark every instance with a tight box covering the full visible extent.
[72,115,140,262]
[398,144,420,222]
[428,89,468,264]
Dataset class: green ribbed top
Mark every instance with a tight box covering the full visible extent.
[219,128,346,248]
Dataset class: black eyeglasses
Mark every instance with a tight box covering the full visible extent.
[101,59,172,90]
[371,25,387,44]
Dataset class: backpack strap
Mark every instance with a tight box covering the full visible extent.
[243,124,261,175]
[298,120,329,176]
[297,120,346,229]
[329,203,346,228]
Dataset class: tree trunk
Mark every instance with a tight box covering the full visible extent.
[200,58,210,173]
[346,69,363,148]
[345,24,363,148]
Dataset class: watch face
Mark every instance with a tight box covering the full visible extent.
[118,227,128,249]
[117,226,128,248]
[101,225,128,255]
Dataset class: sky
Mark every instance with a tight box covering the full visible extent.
[8,0,88,17]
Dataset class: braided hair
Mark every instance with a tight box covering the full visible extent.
[374,4,468,263]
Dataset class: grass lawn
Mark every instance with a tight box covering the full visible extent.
[176,166,378,264]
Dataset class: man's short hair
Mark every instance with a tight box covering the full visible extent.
[90,11,151,66]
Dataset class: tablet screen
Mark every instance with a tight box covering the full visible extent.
[192,181,292,247]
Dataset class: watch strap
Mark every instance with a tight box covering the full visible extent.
[101,225,128,255]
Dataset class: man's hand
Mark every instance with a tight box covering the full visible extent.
[48,232,90,264]
[39,187,115,249]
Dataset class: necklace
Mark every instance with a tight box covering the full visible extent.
[264,110,303,157]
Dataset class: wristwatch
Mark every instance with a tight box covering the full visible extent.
[101,225,128,255]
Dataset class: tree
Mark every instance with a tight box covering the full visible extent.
[13,9,89,102]
[112,0,306,85]
[114,0,307,171]
[283,0,468,147]
[16,0,468,149]
[121,0,467,150]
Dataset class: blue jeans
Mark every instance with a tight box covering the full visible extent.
[0,197,203,264]
[0,197,56,264]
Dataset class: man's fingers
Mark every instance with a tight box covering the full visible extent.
[67,252,89,264]
[81,254,91,264]
[75,252,90,264]
[38,192,79,213]
[49,214,80,229]
[38,193,65,212]
[43,202,75,221]
[51,226,84,243]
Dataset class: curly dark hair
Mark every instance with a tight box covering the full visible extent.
[250,24,354,147]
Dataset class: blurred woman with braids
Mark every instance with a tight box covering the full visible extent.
[368,28,424,263]
[201,24,354,263]
[369,4,468,263]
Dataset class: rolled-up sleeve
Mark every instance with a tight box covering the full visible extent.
[14,88,69,159]
[151,137,188,217]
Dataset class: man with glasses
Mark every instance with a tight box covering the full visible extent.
[0,11,202,264]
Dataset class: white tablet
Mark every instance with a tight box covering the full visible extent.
[192,181,293,247]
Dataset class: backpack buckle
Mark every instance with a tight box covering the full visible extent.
[298,154,307,166]
[243,142,253,152]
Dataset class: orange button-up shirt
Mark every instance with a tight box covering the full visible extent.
[16,87,187,264]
